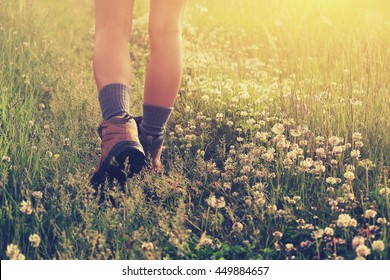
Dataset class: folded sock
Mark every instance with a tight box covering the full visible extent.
[98,83,130,120]
[140,104,173,137]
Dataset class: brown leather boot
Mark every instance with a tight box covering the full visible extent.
[134,116,165,174]
[90,114,145,188]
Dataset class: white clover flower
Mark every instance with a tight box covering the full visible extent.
[372,240,385,252]
[332,146,344,155]
[20,200,33,215]
[377,217,387,225]
[350,149,360,159]
[32,191,43,200]
[352,132,362,142]
[343,171,355,181]
[290,129,301,137]
[315,148,326,158]
[379,187,390,196]
[215,196,226,209]
[232,222,244,232]
[352,236,365,249]
[364,209,377,219]
[285,243,295,252]
[336,214,352,228]
[141,242,154,251]
[272,231,283,238]
[29,234,41,248]
[326,177,340,185]
[6,244,25,260]
[2,155,11,163]
[255,131,269,142]
[328,136,343,146]
[356,245,371,257]
[324,227,334,236]
[300,240,311,249]
[215,113,224,122]
[355,141,364,148]
[312,229,324,239]
[349,218,357,227]
[271,123,285,135]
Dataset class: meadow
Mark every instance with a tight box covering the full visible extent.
[0,0,389,260]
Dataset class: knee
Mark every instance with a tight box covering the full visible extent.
[148,21,182,42]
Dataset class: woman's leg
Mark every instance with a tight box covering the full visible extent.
[144,0,186,107]
[139,0,186,171]
[93,0,135,91]
[91,0,145,188]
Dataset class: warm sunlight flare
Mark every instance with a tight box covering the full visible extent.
[0,0,389,261]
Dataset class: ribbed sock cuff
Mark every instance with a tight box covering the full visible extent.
[140,104,173,137]
[98,83,130,120]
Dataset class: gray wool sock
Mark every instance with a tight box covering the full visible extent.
[140,104,173,137]
[98,83,130,120]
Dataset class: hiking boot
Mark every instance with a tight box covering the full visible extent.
[90,114,145,188]
[134,116,165,174]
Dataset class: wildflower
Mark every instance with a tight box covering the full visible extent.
[63,138,71,147]
[46,151,53,158]
[6,244,25,260]
[350,150,360,159]
[274,242,281,251]
[352,236,365,249]
[285,243,295,252]
[355,245,371,258]
[38,103,46,110]
[343,171,355,181]
[315,148,326,158]
[20,200,33,215]
[377,217,387,225]
[2,155,11,163]
[379,187,390,196]
[336,214,355,228]
[326,177,341,185]
[358,159,375,170]
[215,113,224,122]
[232,222,244,232]
[184,105,192,113]
[316,136,325,145]
[364,209,377,219]
[312,229,324,239]
[141,242,154,251]
[300,240,311,249]
[28,120,35,128]
[32,191,43,200]
[53,154,60,160]
[328,136,342,146]
[324,227,334,236]
[271,123,285,135]
[272,231,283,238]
[197,232,212,248]
[215,197,226,209]
[290,129,301,137]
[29,234,41,248]
[349,219,357,227]
[206,194,225,209]
[372,240,385,252]
[352,132,362,142]
[332,146,344,156]
[355,141,364,148]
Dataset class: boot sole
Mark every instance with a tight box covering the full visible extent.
[90,141,145,188]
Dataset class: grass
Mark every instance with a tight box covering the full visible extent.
[0,0,389,260]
